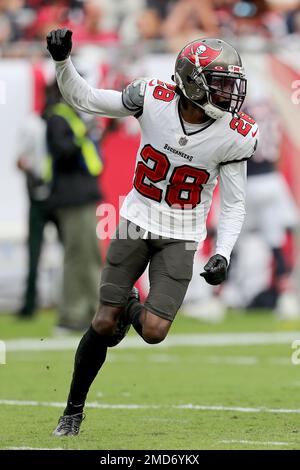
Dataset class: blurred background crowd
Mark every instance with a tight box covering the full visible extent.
[1,0,300,56]
[1,0,300,332]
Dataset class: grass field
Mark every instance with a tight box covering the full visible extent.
[1,309,300,450]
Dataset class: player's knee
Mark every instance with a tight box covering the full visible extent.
[142,326,168,344]
[92,310,117,336]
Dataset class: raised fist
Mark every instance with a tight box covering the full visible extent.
[46,28,73,61]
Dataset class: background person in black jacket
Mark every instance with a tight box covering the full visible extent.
[46,82,103,332]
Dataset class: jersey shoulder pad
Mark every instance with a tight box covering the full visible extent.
[231,111,258,145]
[220,113,259,165]
[122,78,147,113]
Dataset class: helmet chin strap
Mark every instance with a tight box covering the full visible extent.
[188,95,227,120]
[199,102,226,119]
[175,72,226,120]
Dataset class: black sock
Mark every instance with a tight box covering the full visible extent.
[128,299,143,337]
[64,325,108,415]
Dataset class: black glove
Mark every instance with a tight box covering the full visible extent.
[200,254,228,286]
[46,28,72,61]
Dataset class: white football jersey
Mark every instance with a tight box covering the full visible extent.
[56,60,258,262]
[120,79,258,242]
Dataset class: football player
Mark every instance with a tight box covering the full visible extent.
[47,29,258,436]
[241,99,298,310]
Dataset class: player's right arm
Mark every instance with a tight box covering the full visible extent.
[46,28,142,119]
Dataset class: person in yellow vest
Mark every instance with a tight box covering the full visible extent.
[16,109,58,318]
[46,83,103,332]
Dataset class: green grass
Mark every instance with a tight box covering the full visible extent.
[1,308,300,339]
[1,309,300,450]
[0,310,57,339]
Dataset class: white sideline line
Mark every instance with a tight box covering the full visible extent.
[5,441,291,450]
[1,399,300,414]
[0,400,160,409]
[220,440,290,447]
[4,332,300,352]
[177,404,300,413]
[206,356,258,365]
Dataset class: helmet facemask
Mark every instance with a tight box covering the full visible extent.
[201,70,247,115]
[178,69,247,119]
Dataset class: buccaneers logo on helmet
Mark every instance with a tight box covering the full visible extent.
[179,41,222,70]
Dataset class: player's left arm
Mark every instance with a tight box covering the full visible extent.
[217,116,259,262]
[201,121,258,286]
[216,159,248,264]
[200,161,247,285]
